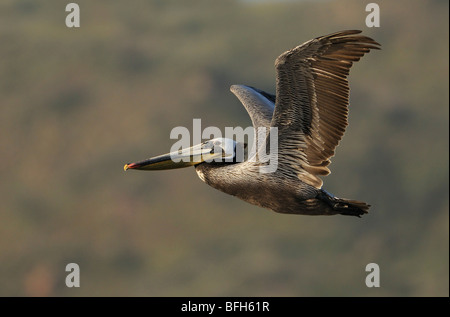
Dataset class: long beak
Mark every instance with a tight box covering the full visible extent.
[124,143,222,171]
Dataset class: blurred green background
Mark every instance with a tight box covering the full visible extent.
[0,0,448,296]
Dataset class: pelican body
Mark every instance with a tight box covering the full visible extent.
[125,30,380,217]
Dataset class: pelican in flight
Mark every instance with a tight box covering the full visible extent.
[124,30,380,217]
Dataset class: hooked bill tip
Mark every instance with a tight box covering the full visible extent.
[124,164,129,171]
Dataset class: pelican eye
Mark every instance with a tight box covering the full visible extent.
[210,145,224,154]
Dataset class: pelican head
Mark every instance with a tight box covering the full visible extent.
[124,138,245,171]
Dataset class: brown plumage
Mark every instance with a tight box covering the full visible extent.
[125,30,380,217]
[272,30,381,188]
[201,30,380,216]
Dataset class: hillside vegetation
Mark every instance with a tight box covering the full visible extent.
[0,0,448,296]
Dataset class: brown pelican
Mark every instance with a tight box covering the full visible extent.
[124,30,380,217]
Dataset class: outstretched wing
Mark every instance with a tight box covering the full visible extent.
[230,85,275,156]
[230,85,275,129]
[271,30,380,188]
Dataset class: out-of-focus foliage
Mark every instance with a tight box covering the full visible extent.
[0,0,448,296]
